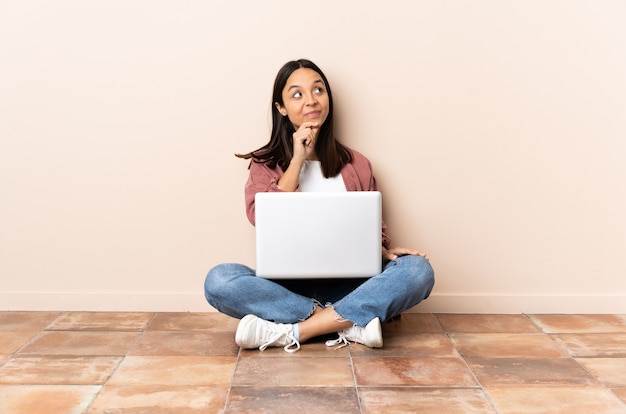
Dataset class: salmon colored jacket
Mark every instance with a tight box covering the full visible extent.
[243,148,391,249]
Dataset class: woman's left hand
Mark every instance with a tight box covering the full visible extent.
[382,246,427,263]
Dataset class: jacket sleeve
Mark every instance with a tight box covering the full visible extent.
[244,161,290,225]
[346,150,392,249]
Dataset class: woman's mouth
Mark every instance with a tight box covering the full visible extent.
[305,111,321,118]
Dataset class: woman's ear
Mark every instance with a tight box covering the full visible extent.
[275,102,287,117]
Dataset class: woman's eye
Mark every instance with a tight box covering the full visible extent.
[293,92,302,98]
[314,87,324,94]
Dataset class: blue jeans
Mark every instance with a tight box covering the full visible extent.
[204,255,434,327]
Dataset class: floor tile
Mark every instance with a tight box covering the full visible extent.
[233,356,355,387]
[18,331,140,356]
[130,330,239,356]
[47,312,154,331]
[108,356,236,386]
[359,387,496,414]
[613,388,626,404]
[0,312,61,331]
[485,386,626,413]
[382,313,443,334]
[529,314,626,333]
[147,312,239,332]
[349,333,457,357]
[353,357,476,387]
[240,339,350,357]
[226,386,360,413]
[88,385,228,413]
[0,384,101,414]
[551,333,626,357]
[3,311,625,413]
[0,356,121,385]
[437,314,540,333]
[449,333,568,358]
[0,331,39,353]
[465,357,598,386]
[577,358,626,388]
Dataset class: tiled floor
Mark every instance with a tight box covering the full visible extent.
[1,312,625,413]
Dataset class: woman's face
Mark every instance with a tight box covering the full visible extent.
[276,68,330,131]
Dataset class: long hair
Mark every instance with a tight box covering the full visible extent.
[236,59,352,178]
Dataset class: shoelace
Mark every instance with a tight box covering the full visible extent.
[283,338,301,353]
[325,332,350,350]
[258,328,301,353]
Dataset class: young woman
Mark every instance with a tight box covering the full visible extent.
[204,59,434,352]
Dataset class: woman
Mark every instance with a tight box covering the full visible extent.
[204,59,434,352]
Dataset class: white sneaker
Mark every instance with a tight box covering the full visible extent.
[325,317,383,349]
[235,314,301,353]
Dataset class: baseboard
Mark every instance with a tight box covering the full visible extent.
[409,293,626,314]
[1,291,625,313]
[0,292,213,312]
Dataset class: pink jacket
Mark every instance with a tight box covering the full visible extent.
[243,148,391,249]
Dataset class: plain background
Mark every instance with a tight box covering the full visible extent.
[1,0,625,312]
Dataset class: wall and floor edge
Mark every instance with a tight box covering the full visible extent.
[2,292,624,314]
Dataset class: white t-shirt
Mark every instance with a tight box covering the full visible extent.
[298,160,347,192]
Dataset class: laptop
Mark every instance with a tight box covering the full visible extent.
[254,191,382,278]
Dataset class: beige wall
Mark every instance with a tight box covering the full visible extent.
[1,1,625,313]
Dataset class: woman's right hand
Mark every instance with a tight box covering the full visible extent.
[277,122,319,191]
[292,122,319,162]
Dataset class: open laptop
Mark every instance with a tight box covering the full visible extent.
[254,191,382,279]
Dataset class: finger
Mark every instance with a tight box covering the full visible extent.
[304,133,316,147]
[389,247,427,257]
[405,249,424,256]
[300,122,319,130]
[294,131,310,146]
[382,249,398,262]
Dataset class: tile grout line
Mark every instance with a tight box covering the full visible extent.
[10,311,67,357]
[83,311,158,413]
[347,344,364,414]
[529,313,626,409]
[221,343,242,413]
[543,327,626,403]
[434,314,502,414]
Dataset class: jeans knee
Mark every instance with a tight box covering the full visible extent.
[404,255,435,293]
[204,263,246,302]
[203,267,219,303]
[420,256,435,284]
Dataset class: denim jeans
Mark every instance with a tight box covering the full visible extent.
[204,255,434,327]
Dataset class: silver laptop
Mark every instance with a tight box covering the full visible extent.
[254,191,382,278]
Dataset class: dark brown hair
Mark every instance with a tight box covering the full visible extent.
[236,59,352,177]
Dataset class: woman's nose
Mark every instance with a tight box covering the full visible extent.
[305,93,318,105]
